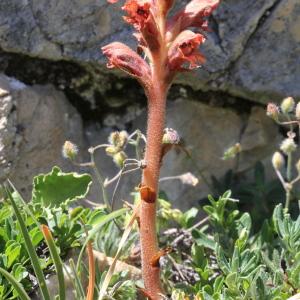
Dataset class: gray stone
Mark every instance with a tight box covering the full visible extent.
[0,74,86,198]
[228,0,300,103]
[85,99,280,210]
[0,0,299,103]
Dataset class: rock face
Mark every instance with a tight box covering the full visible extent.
[86,98,280,209]
[0,0,294,208]
[0,0,299,102]
[0,74,86,198]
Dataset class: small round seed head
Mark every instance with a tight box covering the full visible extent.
[222,143,242,160]
[280,138,297,154]
[272,152,285,170]
[113,151,127,168]
[162,128,180,144]
[108,130,128,148]
[179,172,199,186]
[295,102,300,120]
[296,159,300,174]
[266,103,279,120]
[62,141,78,160]
[280,97,295,114]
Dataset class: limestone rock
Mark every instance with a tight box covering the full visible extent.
[85,99,280,210]
[229,0,300,103]
[0,0,299,102]
[0,74,86,198]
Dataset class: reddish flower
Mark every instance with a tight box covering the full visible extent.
[167,0,220,40]
[101,42,151,87]
[168,30,206,71]
[122,0,161,52]
[161,0,175,15]
[122,0,151,30]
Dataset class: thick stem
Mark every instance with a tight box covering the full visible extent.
[140,85,166,299]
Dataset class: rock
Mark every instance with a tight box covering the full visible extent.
[0,74,86,199]
[228,0,300,103]
[239,107,281,171]
[85,99,280,210]
[0,0,299,103]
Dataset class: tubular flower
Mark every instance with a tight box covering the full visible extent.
[101,42,151,87]
[122,0,151,29]
[167,0,220,40]
[122,0,161,52]
[168,30,206,71]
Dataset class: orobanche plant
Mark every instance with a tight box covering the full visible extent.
[102,0,219,298]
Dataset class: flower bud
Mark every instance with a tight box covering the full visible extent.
[272,152,284,170]
[162,128,180,144]
[295,102,300,120]
[179,172,199,186]
[62,141,78,160]
[280,138,297,154]
[108,130,128,148]
[113,151,127,168]
[266,103,279,121]
[105,146,118,156]
[222,143,242,160]
[280,96,295,114]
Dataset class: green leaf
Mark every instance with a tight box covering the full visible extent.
[5,187,51,300]
[5,241,21,268]
[225,272,237,290]
[32,167,92,208]
[192,230,216,250]
[181,207,198,228]
[0,268,30,300]
[76,208,128,272]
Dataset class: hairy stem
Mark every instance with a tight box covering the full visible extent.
[140,84,167,298]
[139,6,169,298]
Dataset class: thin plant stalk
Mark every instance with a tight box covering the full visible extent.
[102,0,220,297]
[86,240,95,300]
[41,225,65,300]
[90,150,111,211]
[5,187,51,300]
[286,153,292,210]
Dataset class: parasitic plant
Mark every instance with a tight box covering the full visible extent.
[102,0,219,298]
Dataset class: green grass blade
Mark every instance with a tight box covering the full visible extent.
[0,267,31,300]
[5,187,51,300]
[41,225,65,300]
[98,203,139,300]
[76,208,128,272]
[69,258,85,300]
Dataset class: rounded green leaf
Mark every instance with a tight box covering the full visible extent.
[32,167,92,208]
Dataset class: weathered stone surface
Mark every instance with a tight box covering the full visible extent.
[0,74,86,198]
[86,99,280,209]
[228,0,300,103]
[0,0,299,102]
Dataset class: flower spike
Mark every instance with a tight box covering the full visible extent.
[168,30,206,71]
[122,0,161,52]
[101,42,151,87]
